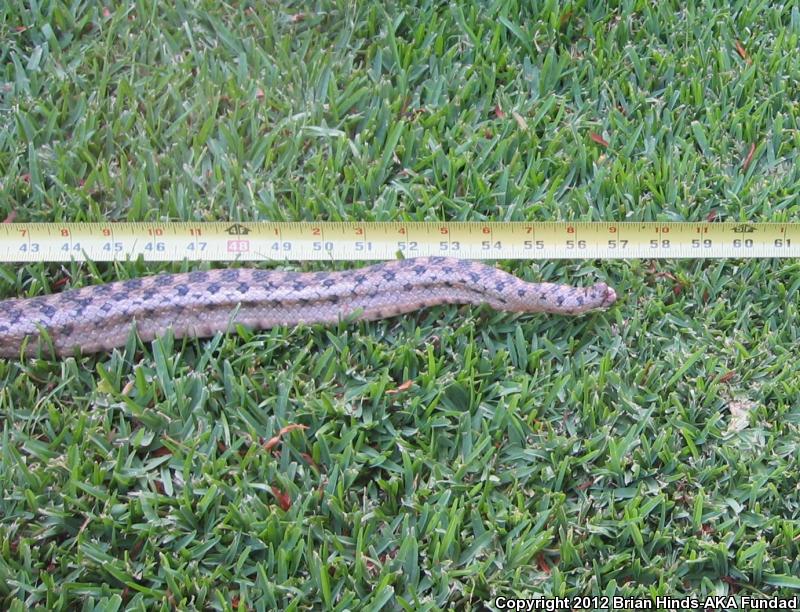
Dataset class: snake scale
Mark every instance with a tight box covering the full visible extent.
[0,257,616,357]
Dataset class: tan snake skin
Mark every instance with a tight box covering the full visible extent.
[0,257,616,357]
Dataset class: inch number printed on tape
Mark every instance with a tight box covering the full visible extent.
[0,222,797,262]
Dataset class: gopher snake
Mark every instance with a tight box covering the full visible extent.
[0,257,616,357]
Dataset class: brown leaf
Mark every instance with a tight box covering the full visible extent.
[536,553,552,574]
[386,380,414,395]
[589,132,609,147]
[741,142,756,170]
[364,557,380,575]
[300,452,319,469]
[721,576,740,591]
[263,423,308,451]
[651,270,677,282]
[52,276,70,290]
[734,40,751,64]
[271,486,292,511]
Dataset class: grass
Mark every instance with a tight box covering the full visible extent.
[2,0,800,609]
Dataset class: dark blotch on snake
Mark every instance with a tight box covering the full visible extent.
[124,279,143,290]
[206,283,222,295]
[39,304,57,317]
[188,271,209,283]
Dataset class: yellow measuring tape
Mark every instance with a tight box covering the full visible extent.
[0,222,796,262]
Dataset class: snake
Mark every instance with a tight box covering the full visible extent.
[0,257,616,358]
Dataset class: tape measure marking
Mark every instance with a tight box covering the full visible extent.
[0,222,796,262]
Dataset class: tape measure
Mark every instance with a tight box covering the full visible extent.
[0,222,797,262]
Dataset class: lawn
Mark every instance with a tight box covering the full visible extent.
[2,0,800,610]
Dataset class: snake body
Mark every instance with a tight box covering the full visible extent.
[0,257,616,357]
